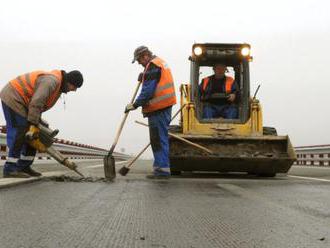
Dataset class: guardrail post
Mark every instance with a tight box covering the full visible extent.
[0,125,7,160]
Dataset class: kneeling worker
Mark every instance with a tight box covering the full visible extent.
[0,70,83,178]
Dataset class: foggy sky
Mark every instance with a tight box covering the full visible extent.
[1,0,329,157]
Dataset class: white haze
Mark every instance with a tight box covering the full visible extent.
[0,0,329,157]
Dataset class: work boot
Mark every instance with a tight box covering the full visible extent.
[146,174,170,180]
[22,167,42,177]
[3,171,31,178]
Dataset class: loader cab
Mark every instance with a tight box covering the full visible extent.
[189,43,252,124]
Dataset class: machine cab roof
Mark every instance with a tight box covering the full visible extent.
[189,43,252,124]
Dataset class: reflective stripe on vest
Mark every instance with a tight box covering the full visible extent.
[149,92,176,104]
[142,57,176,113]
[10,70,62,110]
[15,75,31,99]
[154,82,175,94]
[202,76,234,94]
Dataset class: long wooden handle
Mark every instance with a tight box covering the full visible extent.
[124,104,186,168]
[168,133,213,154]
[135,121,213,154]
[108,82,142,155]
[126,143,151,169]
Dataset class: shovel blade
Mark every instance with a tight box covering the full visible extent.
[118,166,130,176]
[103,154,116,180]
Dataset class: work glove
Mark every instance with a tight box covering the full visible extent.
[124,103,136,113]
[25,125,40,140]
[227,94,236,102]
[29,139,47,152]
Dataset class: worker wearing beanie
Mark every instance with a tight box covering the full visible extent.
[126,46,176,179]
[0,70,83,178]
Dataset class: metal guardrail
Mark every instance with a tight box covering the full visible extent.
[294,144,330,167]
[0,131,130,161]
[3,125,328,167]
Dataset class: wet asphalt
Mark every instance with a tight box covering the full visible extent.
[0,160,330,248]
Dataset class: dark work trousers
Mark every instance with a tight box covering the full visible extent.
[147,106,172,176]
[1,101,36,175]
[203,103,238,119]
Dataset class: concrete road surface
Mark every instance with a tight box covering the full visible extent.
[0,161,330,248]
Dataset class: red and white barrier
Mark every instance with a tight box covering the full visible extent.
[294,144,330,167]
[0,125,129,160]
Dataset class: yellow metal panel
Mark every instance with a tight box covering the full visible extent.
[180,84,263,137]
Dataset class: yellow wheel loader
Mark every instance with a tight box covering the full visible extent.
[169,43,296,177]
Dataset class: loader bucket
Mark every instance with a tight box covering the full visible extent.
[169,134,296,176]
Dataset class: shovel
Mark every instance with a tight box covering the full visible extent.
[118,120,213,176]
[103,81,142,180]
[118,104,186,176]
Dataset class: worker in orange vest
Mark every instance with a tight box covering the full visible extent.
[125,46,176,179]
[0,70,83,178]
[199,64,238,119]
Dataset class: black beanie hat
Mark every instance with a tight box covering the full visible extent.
[66,70,83,88]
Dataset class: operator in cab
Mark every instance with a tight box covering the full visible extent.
[199,63,238,119]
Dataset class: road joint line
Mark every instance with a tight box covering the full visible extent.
[288,175,330,182]
[85,161,127,169]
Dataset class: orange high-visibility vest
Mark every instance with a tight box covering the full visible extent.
[202,76,234,94]
[142,57,176,113]
[9,70,62,110]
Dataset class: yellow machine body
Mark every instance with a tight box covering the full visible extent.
[169,43,296,176]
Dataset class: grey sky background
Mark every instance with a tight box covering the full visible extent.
[0,0,329,157]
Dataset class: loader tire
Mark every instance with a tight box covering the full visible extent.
[263,127,277,136]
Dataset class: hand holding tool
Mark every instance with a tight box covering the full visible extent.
[26,121,85,177]
[26,125,40,140]
[124,103,136,113]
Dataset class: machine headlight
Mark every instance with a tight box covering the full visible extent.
[241,47,250,57]
[193,46,203,56]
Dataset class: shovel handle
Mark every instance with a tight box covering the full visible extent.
[126,143,151,169]
[135,121,213,154]
[124,104,187,169]
[169,133,213,154]
[108,81,142,155]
